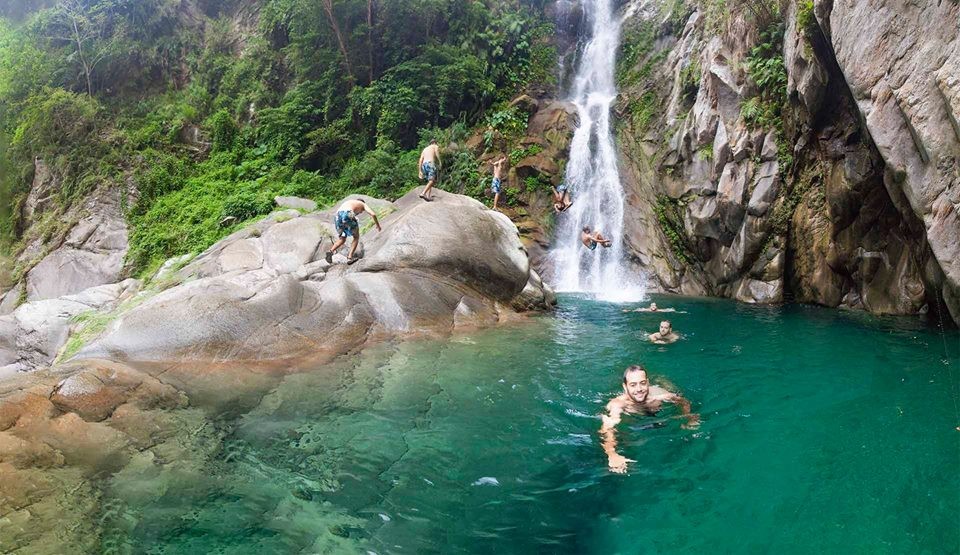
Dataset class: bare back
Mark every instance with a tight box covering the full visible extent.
[338,199,368,214]
[420,144,439,164]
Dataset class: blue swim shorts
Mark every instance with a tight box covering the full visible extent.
[335,210,359,238]
[421,161,437,181]
[491,177,502,194]
[556,183,568,193]
[588,240,598,251]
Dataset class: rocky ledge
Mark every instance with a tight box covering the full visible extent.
[0,189,554,376]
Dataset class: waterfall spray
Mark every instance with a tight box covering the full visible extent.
[549,0,645,302]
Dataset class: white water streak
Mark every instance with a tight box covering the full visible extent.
[549,0,645,302]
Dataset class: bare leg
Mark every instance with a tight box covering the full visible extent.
[422,178,436,200]
[347,235,360,259]
[563,191,572,209]
[493,191,501,211]
[329,237,346,254]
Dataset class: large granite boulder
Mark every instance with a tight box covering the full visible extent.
[73,190,553,365]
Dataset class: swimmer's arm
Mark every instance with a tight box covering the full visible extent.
[601,402,634,473]
[417,151,424,177]
[668,393,700,429]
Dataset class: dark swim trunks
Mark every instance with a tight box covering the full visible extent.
[588,241,598,251]
[335,210,359,238]
[491,177,502,194]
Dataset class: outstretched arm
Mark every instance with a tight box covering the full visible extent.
[363,205,382,231]
[600,401,634,473]
[669,393,699,429]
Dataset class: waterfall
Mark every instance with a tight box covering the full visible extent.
[549,0,645,302]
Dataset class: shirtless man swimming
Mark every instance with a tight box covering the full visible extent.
[325,198,382,264]
[600,365,699,473]
[418,139,442,201]
[648,320,680,344]
[490,156,506,211]
[623,302,678,313]
[581,226,612,251]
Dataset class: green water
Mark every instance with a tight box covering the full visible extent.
[97,295,959,554]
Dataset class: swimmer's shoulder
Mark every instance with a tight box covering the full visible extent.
[647,385,674,400]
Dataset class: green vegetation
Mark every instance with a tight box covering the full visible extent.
[509,143,543,165]
[0,0,557,275]
[796,0,816,39]
[741,21,787,130]
[629,92,659,131]
[654,194,691,264]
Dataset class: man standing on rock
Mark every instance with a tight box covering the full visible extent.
[600,365,699,473]
[581,226,612,251]
[418,139,442,201]
[490,155,507,211]
[325,198,382,265]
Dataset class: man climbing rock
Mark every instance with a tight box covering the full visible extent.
[600,365,699,473]
[648,320,679,344]
[581,226,612,251]
[552,182,572,212]
[325,198,382,265]
[418,139,442,201]
[490,155,507,211]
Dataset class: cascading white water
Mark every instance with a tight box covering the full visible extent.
[550,0,645,302]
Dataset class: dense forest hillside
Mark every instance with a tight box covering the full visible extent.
[0,0,559,292]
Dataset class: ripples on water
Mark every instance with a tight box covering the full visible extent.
[86,295,958,554]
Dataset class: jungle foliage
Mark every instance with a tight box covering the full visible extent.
[0,0,556,274]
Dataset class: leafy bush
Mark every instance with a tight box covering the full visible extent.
[509,143,543,165]
[208,109,238,152]
[796,1,817,39]
[654,195,691,264]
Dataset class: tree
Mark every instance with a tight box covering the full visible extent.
[42,0,122,96]
[320,0,356,85]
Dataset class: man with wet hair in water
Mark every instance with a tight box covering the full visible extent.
[581,226,612,251]
[418,139,441,201]
[325,198,382,265]
[623,302,679,313]
[649,320,679,344]
[600,365,699,473]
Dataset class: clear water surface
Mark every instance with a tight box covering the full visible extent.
[97,295,960,554]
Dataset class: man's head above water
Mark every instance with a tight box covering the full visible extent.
[622,365,650,403]
[659,320,672,335]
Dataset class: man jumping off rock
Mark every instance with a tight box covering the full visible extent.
[581,226,612,251]
[325,198,381,265]
[418,139,441,201]
[552,182,572,212]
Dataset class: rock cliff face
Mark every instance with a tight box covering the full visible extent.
[612,0,958,323]
[0,159,132,314]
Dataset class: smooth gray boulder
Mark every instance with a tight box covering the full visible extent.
[274,196,318,212]
[75,190,553,365]
[24,185,129,302]
[0,279,140,376]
